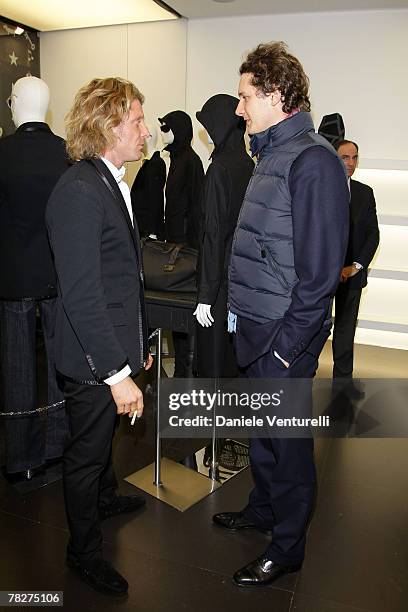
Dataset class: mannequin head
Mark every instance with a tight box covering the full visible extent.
[160,124,174,146]
[143,123,159,157]
[9,76,50,128]
[159,111,193,152]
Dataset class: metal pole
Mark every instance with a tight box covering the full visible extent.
[209,394,220,482]
[153,327,163,486]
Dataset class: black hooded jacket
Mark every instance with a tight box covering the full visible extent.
[196,94,254,305]
[130,151,166,238]
[159,111,204,247]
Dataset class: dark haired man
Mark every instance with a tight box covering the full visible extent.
[333,140,379,394]
[213,42,349,586]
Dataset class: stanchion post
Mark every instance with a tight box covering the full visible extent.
[209,400,220,481]
[153,327,163,486]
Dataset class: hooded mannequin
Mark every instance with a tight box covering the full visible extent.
[157,111,204,377]
[193,94,254,377]
[0,76,69,479]
[130,124,166,239]
[159,110,204,248]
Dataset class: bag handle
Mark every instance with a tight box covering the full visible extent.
[168,244,183,265]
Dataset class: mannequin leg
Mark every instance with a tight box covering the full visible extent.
[172,331,194,377]
[0,299,45,473]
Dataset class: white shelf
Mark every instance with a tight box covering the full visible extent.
[378,215,408,226]
[359,159,408,171]
[369,269,408,280]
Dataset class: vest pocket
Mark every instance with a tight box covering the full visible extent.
[257,238,292,291]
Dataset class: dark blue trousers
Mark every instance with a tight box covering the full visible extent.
[0,298,67,472]
[242,345,319,566]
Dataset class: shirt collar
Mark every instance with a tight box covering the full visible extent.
[100,157,126,183]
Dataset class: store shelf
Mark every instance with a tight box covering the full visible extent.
[368,269,408,281]
[378,215,408,226]
[358,159,408,171]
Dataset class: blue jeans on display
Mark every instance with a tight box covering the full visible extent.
[0,298,67,473]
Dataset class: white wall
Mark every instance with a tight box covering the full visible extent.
[186,10,408,352]
[40,19,187,182]
[186,10,408,164]
[40,9,408,350]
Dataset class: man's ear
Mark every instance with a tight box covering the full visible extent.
[112,122,123,141]
[270,89,282,107]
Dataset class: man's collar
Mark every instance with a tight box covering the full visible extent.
[249,111,314,157]
[100,156,126,183]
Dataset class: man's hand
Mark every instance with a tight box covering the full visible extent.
[110,376,143,418]
[340,265,359,282]
[145,353,153,371]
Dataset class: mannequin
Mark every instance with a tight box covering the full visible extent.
[130,124,166,239]
[10,76,50,128]
[159,111,204,377]
[161,125,174,147]
[195,130,215,328]
[0,76,70,480]
[193,94,254,377]
[159,111,204,249]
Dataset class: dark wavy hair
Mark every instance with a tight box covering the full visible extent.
[239,42,311,113]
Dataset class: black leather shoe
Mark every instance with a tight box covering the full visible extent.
[66,556,128,596]
[332,380,365,400]
[213,512,271,533]
[233,555,301,587]
[346,383,365,400]
[99,495,146,520]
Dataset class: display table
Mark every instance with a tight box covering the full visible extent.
[125,289,222,511]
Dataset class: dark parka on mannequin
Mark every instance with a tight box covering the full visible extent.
[159,111,204,248]
[130,150,166,238]
[195,94,254,377]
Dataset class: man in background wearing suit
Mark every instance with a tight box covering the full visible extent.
[333,140,380,396]
[46,77,152,596]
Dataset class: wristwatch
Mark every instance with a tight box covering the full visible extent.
[353,261,363,270]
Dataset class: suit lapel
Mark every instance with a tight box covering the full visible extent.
[349,179,359,221]
[89,159,143,269]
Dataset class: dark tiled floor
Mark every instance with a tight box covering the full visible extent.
[1,342,408,611]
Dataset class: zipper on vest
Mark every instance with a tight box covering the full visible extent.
[258,238,292,291]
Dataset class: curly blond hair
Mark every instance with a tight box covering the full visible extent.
[65,77,144,161]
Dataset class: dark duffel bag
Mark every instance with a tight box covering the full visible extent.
[141,238,197,293]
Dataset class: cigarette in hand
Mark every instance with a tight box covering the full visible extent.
[131,412,138,426]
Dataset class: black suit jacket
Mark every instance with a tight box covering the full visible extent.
[46,159,148,383]
[345,179,380,289]
[0,122,70,299]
